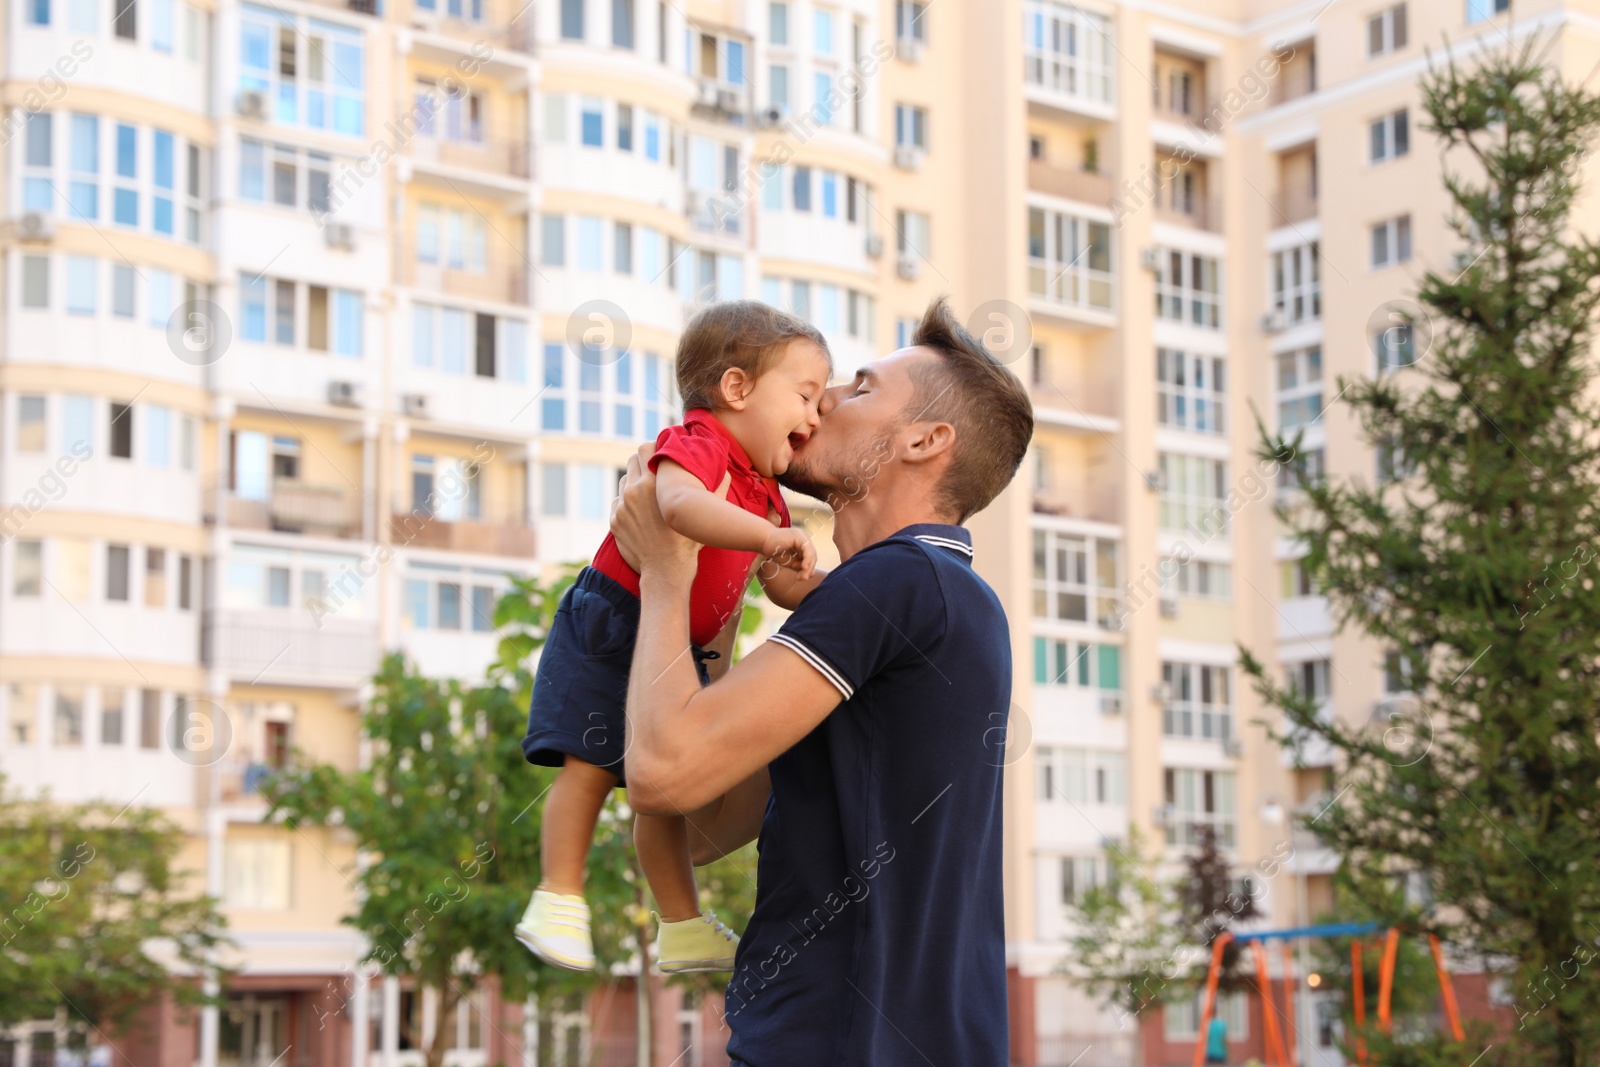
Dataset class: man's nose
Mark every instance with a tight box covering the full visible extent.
[818,382,850,417]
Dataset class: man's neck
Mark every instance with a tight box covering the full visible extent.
[830,489,955,561]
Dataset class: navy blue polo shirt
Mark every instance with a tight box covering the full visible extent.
[724,523,1011,1066]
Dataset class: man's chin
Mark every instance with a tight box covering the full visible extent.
[776,455,833,504]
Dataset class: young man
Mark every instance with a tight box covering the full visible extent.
[608,298,1034,1065]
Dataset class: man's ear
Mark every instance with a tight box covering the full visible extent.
[899,420,956,466]
[718,367,754,410]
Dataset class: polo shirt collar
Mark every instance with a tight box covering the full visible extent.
[898,523,974,563]
[684,408,758,477]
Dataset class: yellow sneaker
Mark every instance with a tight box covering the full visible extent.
[655,910,740,973]
[514,889,595,971]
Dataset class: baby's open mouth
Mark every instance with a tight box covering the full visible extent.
[788,432,809,449]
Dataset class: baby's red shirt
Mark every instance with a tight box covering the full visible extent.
[591,409,792,646]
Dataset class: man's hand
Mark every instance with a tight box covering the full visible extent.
[761,526,817,580]
[611,445,701,582]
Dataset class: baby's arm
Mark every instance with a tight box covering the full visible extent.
[655,461,816,577]
[757,565,827,612]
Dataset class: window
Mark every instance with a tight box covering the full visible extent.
[113,264,135,317]
[23,114,54,212]
[9,684,38,745]
[1056,855,1111,905]
[1157,453,1227,536]
[541,463,567,515]
[14,542,43,597]
[1466,0,1508,24]
[17,397,47,453]
[541,215,566,265]
[27,0,49,24]
[1033,637,1121,691]
[114,124,138,226]
[1367,5,1406,55]
[144,548,166,607]
[897,210,930,260]
[1154,250,1220,328]
[114,0,135,39]
[1166,992,1248,1041]
[102,688,125,745]
[580,98,603,146]
[1275,346,1323,429]
[813,72,834,124]
[438,582,462,630]
[561,0,583,38]
[894,104,927,149]
[22,256,49,308]
[1374,313,1419,372]
[1156,349,1225,434]
[140,689,161,748]
[107,544,131,601]
[1036,748,1125,806]
[1280,557,1320,598]
[54,687,84,746]
[179,555,194,609]
[1270,241,1320,324]
[813,7,834,54]
[65,256,96,315]
[612,0,633,48]
[471,586,495,631]
[577,216,603,270]
[1369,109,1408,161]
[109,403,134,459]
[1023,1,1114,104]
[146,406,171,468]
[1027,207,1112,310]
[1030,528,1120,628]
[1377,437,1412,484]
[1288,659,1333,705]
[616,104,633,151]
[1370,215,1412,267]
[237,8,366,136]
[1158,557,1231,601]
[223,838,292,910]
[1164,767,1237,847]
[1162,662,1234,743]
[896,0,927,46]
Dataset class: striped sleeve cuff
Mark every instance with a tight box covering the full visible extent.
[768,634,855,700]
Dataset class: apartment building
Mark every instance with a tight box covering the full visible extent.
[0,0,1554,1063]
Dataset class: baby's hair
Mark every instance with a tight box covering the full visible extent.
[675,300,831,411]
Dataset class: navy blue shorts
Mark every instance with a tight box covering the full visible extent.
[521,566,715,785]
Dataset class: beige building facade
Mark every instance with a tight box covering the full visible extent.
[0,0,1562,1063]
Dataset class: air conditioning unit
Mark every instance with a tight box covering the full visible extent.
[756,106,784,128]
[893,144,924,171]
[1099,694,1123,716]
[717,88,743,114]
[1152,804,1173,827]
[16,212,54,241]
[1223,738,1245,758]
[864,234,885,259]
[1159,596,1179,618]
[1139,247,1162,272]
[327,380,363,407]
[897,37,925,62]
[1145,469,1165,491]
[1261,308,1288,333]
[401,393,431,417]
[324,222,355,250]
[696,79,720,108]
[236,90,268,119]
[1150,682,1171,703]
[896,253,920,281]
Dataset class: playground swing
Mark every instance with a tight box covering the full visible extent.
[1190,922,1468,1067]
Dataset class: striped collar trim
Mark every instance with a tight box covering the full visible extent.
[913,534,975,558]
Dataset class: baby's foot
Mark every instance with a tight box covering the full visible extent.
[515,889,595,970]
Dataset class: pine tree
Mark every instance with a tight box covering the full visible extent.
[1241,38,1600,1067]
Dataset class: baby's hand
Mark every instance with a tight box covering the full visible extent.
[761,526,817,580]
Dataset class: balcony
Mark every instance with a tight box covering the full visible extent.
[1155,192,1222,232]
[391,512,535,557]
[1270,180,1318,226]
[1023,2,1115,120]
[209,481,363,540]
[1155,94,1221,129]
[395,245,530,306]
[411,14,534,57]
[1270,49,1317,106]
[409,134,530,182]
[1027,160,1114,208]
[206,609,379,688]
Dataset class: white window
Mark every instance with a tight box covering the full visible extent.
[895,317,917,349]
[1036,748,1125,805]
[1275,345,1322,430]
[1374,312,1420,373]
[577,464,607,519]
[813,8,833,55]
[894,104,927,149]
[1154,249,1220,328]
[1157,453,1226,536]
[14,542,43,598]
[237,8,366,137]
[895,0,927,46]
[769,2,788,45]
[542,94,567,141]
[896,210,930,260]
[1162,662,1234,742]
[1158,557,1231,601]
[576,216,603,270]
[1156,349,1225,434]
[17,396,46,453]
[21,255,49,308]
[65,255,97,315]
[1367,4,1406,56]
[1370,215,1412,268]
[223,837,292,910]
[1369,108,1408,161]
[1164,767,1237,847]
[1270,241,1320,324]
[1034,637,1121,691]
[1030,528,1120,628]
[540,214,565,266]
[1280,557,1320,598]
[1466,0,1508,24]
[1027,207,1112,311]
[1023,1,1113,104]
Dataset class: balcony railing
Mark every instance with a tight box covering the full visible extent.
[390,512,535,556]
[395,244,530,306]
[1270,181,1318,225]
[1027,161,1114,207]
[1155,192,1222,232]
[1029,257,1114,314]
[1270,56,1317,106]
[1155,94,1221,128]
[208,482,362,539]
[414,14,534,55]
[206,610,379,686]
[409,134,530,180]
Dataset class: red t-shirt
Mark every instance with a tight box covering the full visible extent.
[591,409,791,647]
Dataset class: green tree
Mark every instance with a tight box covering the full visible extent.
[0,780,224,1039]
[1241,38,1600,1067]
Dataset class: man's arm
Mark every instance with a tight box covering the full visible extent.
[614,451,842,815]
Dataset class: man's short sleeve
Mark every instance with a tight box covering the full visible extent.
[649,424,730,492]
[768,541,946,701]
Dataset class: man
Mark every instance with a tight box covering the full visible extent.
[609,298,1034,1065]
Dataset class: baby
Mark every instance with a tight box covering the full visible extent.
[516,300,832,973]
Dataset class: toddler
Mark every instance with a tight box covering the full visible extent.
[516,300,832,973]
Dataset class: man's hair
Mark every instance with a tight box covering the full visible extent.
[676,300,830,411]
[907,298,1035,523]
